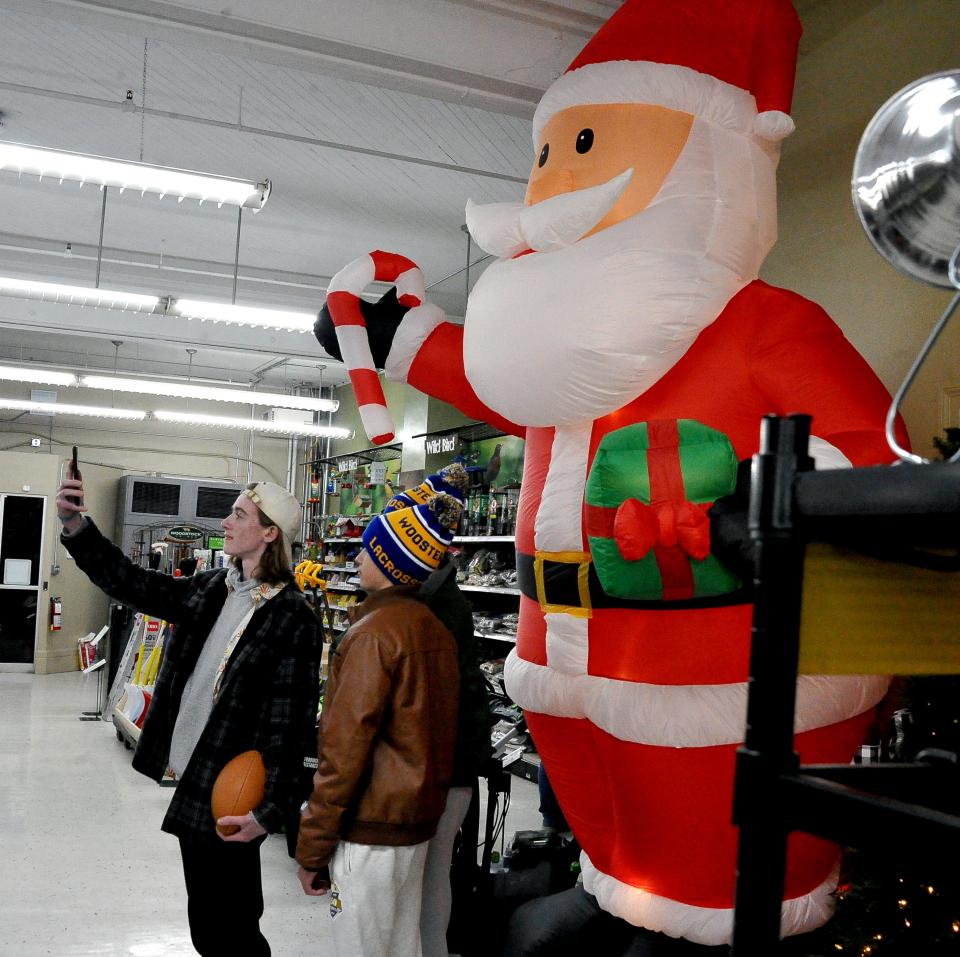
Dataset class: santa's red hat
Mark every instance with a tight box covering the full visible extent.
[533,0,802,148]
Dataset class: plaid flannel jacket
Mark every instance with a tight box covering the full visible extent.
[62,519,321,844]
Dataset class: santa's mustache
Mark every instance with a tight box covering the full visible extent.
[465,168,633,258]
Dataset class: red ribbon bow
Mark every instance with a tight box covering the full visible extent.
[613,498,711,562]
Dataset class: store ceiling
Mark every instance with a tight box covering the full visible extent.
[0,0,859,394]
[0,0,619,391]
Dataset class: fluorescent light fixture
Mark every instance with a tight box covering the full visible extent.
[0,363,77,387]
[0,276,159,312]
[0,280,317,334]
[170,298,316,333]
[0,141,271,209]
[79,375,338,413]
[0,398,146,420]
[154,410,351,438]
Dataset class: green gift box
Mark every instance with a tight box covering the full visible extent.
[584,419,741,601]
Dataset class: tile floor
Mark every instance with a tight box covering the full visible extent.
[0,671,542,956]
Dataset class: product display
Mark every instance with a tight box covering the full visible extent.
[108,613,168,749]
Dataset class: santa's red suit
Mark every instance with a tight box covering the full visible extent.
[331,0,902,945]
[393,278,894,944]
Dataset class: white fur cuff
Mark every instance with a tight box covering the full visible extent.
[383,301,446,382]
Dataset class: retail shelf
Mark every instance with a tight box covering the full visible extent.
[303,443,402,467]
[326,583,359,592]
[459,584,520,595]
[323,537,364,544]
[453,535,515,543]
[412,421,507,444]
[322,564,357,572]
[475,631,517,644]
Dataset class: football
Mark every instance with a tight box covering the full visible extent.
[211,750,266,836]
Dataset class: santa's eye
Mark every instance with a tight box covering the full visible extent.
[538,143,549,168]
[576,128,594,154]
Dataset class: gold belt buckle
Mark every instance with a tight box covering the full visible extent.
[533,550,593,619]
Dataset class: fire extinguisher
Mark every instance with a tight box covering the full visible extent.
[50,596,62,632]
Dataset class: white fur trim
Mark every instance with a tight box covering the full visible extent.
[754,110,795,141]
[533,60,788,147]
[327,254,375,295]
[534,423,592,552]
[809,436,853,471]
[581,853,838,946]
[544,613,588,675]
[505,652,890,748]
[383,301,446,382]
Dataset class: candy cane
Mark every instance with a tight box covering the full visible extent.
[325,250,425,445]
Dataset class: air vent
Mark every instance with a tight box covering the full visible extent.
[131,481,181,515]
[196,486,241,519]
[28,388,56,414]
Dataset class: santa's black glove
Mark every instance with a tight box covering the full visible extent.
[708,458,755,588]
[314,286,410,369]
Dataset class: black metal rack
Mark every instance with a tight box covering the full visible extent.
[731,414,960,954]
[300,442,403,468]
[412,421,507,444]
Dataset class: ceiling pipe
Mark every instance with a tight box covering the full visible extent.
[0,79,528,184]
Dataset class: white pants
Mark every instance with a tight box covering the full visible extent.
[327,840,429,957]
[420,787,474,957]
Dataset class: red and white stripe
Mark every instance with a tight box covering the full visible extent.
[325,250,425,445]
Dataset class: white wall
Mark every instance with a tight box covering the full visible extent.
[0,385,296,671]
[0,450,115,673]
[0,382,294,484]
[765,0,960,458]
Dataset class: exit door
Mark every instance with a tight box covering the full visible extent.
[0,494,46,666]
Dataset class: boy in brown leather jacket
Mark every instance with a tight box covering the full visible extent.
[295,494,462,957]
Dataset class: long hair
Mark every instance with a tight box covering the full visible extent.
[230,484,294,586]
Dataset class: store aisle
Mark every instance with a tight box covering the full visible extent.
[0,672,544,957]
[0,672,332,956]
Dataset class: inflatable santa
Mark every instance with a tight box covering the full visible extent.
[317,0,901,945]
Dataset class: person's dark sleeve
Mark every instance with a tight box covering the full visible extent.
[254,607,322,832]
[60,517,192,623]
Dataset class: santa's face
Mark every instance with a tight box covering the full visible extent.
[526,103,693,232]
[463,103,778,427]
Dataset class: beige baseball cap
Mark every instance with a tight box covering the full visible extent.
[242,482,301,563]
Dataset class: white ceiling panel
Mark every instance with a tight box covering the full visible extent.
[0,0,593,393]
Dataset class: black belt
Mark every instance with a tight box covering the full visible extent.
[516,551,751,612]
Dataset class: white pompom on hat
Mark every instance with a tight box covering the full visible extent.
[532,0,803,148]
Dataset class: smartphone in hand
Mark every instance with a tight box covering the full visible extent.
[69,446,84,507]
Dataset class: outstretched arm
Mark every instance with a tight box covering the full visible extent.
[750,287,907,466]
[315,288,524,438]
[57,467,192,623]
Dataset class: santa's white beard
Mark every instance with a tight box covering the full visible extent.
[462,120,780,427]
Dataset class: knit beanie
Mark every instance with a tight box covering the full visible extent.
[384,462,469,513]
[362,493,463,586]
